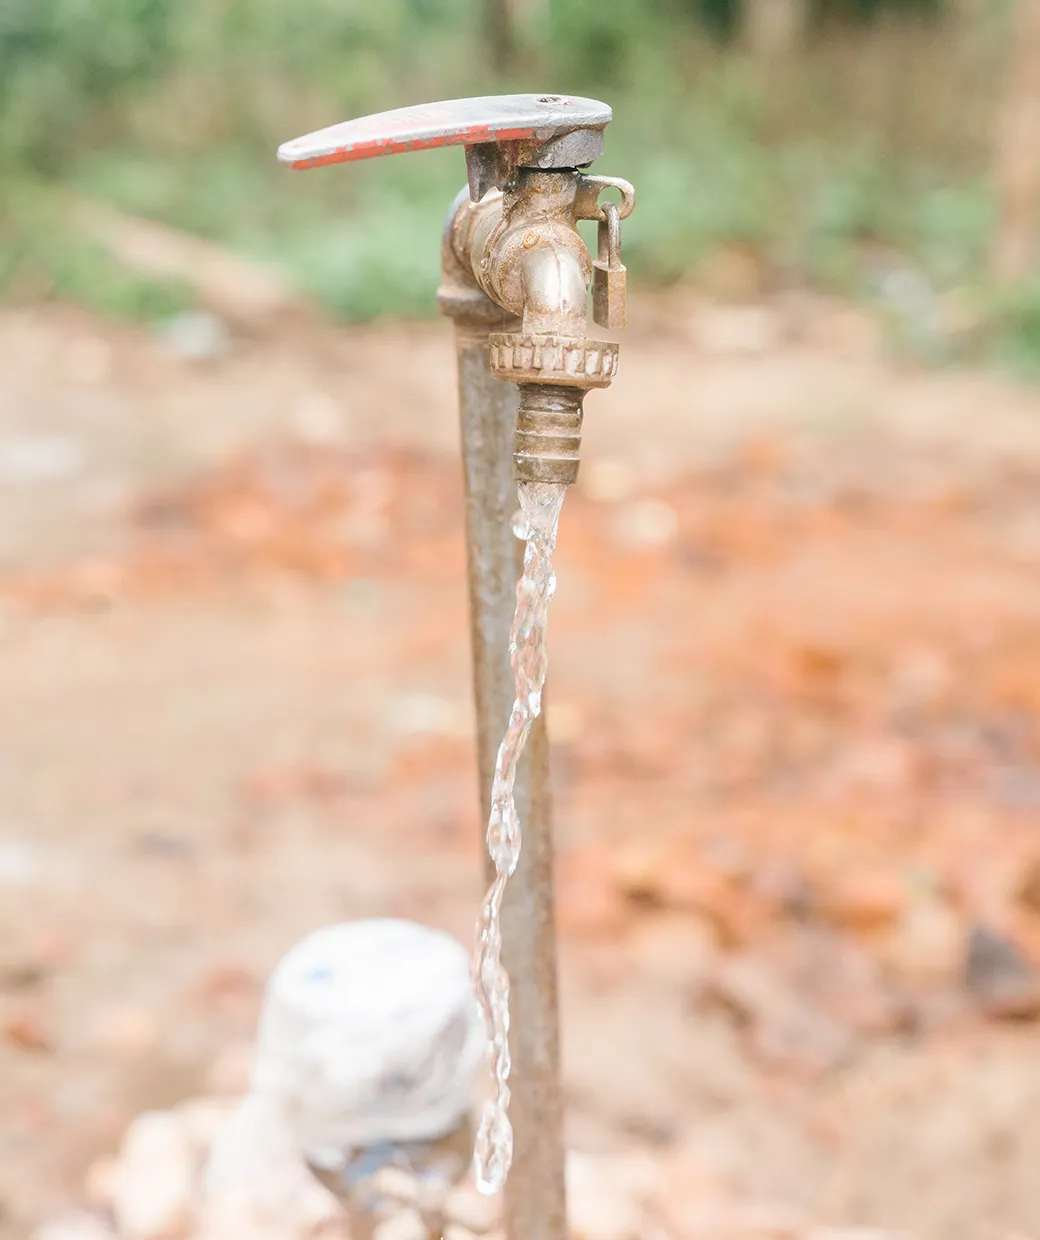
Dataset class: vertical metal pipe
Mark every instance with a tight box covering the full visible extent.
[454,320,528,820]
[439,265,567,1240]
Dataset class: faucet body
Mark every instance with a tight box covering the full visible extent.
[279,96,634,1240]
[456,172,592,336]
[446,166,633,484]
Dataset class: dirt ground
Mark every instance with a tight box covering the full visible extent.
[3,291,1040,1239]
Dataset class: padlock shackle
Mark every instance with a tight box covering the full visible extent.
[596,202,622,265]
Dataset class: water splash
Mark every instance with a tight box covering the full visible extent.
[472,480,565,1196]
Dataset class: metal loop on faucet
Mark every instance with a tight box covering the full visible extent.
[574,175,636,223]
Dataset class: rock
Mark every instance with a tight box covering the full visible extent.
[33,1213,116,1240]
[373,1208,428,1240]
[444,1225,479,1240]
[445,1183,500,1233]
[964,925,1040,1019]
[203,1093,298,1193]
[296,1174,347,1235]
[201,1094,344,1239]
[175,1097,237,1155]
[196,1181,342,1240]
[110,1110,196,1240]
[883,893,964,987]
[310,1221,351,1240]
[198,1167,343,1240]
[312,1125,472,1212]
[83,1156,118,1210]
[369,1165,420,1207]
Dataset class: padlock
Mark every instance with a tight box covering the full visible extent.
[592,201,626,330]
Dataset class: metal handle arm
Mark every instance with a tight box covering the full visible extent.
[277,93,612,200]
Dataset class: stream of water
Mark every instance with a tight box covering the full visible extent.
[471,479,566,1196]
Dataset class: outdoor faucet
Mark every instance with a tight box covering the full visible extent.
[278,95,635,1240]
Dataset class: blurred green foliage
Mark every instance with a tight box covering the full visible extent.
[0,0,165,162]
[806,0,941,24]
[991,279,1040,382]
[0,0,1035,379]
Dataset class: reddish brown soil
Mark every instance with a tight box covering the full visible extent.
[3,295,1040,1238]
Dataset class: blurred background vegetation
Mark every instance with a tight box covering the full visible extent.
[2,0,1039,374]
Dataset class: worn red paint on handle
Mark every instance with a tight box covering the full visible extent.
[285,126,538,171]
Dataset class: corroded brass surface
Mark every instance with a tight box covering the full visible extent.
[513,384,585,485]
[488,332,617,388]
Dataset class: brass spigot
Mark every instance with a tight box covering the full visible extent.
[445,160,634,485]
[278,94,635,486]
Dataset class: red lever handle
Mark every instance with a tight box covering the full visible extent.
[277,93,611,171]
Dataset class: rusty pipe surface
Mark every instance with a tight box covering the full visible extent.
[456,323,566,1240]
[438,199,567,1240]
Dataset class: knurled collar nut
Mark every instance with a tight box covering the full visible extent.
[488,332,619,389]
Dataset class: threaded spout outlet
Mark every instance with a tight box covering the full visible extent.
[513,383,585,485]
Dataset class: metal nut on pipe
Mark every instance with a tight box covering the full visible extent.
[488,333,618,387]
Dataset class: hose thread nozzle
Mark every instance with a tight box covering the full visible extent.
[513,384,585,485]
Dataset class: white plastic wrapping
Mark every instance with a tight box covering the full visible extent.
[207,919,484,1201]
